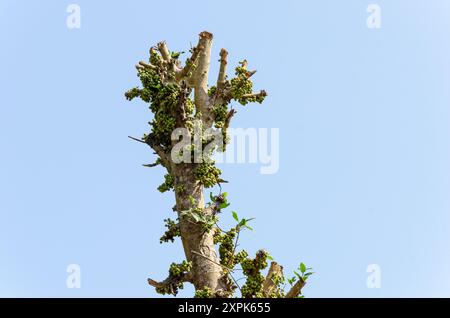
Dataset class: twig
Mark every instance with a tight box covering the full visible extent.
[128,135,170,167]
[128,135,145,143]
[189,249,244,294]
[227,272,242,295]
[191,250,234,272]
[143,162,159,168]
[232,227,241,258]
[214,222,227,233]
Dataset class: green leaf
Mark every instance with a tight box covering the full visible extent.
[244,225,253,231]
[303,272,314,280]
[219,202,230,209]
[294,270,301,279]
[267,254,274,261]
[209,192,215,202]
[191,213,201,222]
[300,263,306,274]
[288,277,296,285]
[232,211,239,222]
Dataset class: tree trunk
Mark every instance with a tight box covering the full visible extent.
[171,162,227,293]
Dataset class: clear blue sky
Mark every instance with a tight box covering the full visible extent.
[1,0,450,297]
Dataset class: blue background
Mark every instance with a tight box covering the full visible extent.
[1,0,450,297]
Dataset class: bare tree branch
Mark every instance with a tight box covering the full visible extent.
[157,41,171,62]
[193,31,214,123]
[217,48,228,91]
[240,90,267,100]
[147,278,167,289]
[128,135,146,144]
[128,136,170,167]
[149,47,158,58]
[246,70,257,78]
[138,60,156,70]
[149,46,167,72]
[285,277,306,298]
[262,262,284,297]
[223,109,236,131]
[220,62,258,103]
[148,271,193,295]
[177,45,202,81]
[238,60,257,78]
[143,162,159,168]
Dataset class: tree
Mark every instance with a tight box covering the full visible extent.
[125,31,312,298]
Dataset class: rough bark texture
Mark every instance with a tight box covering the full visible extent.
[262,262,284,297]
[171,163,228,293]
[286,278,306,298]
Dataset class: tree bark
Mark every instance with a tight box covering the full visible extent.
[171,162,228,294]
